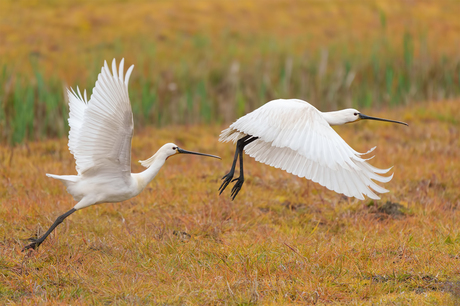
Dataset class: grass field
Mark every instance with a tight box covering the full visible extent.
[1,100,459,304]
[1,0,460,304]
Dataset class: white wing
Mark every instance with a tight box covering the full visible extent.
[219,99,393,200]
[67,59,135,181]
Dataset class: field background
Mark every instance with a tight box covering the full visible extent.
[1,0,460,304]
[1,0,459,144]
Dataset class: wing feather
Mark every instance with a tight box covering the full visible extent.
[220,99,393,200]
[67,59,134,180]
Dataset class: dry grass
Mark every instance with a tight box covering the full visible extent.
[1,0,460,303]
[2,0,460,77]
[1,100,459,304]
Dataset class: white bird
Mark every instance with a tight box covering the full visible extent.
[23,59,220,251]
[218,99,408,200]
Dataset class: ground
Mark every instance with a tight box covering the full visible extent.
[1,100,459,304]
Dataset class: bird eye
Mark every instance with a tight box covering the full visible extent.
[354,113,358,116]
[173,147,177,150]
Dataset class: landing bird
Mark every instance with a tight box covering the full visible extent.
[219,99,408,200]
[23,59,220,251]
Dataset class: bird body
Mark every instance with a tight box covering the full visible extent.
[23,59,220,250]
[219,99,408,200]
[47,143,176,209]
[47,173,140,208]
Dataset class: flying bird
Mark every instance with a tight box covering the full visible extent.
[219,99,408,200]
[23,59,220,251]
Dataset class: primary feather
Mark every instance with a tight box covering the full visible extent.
[67,59,134,180]
[47,59,136,205]
[219,99,393,200]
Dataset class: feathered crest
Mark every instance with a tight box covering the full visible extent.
[139,154,157,168]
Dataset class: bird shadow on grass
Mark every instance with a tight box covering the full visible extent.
[367,201,408,220]
[368,274,460,299]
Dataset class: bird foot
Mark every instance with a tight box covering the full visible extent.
[219,171,234,194]
[230,176,244,200]
[22,237,42,252]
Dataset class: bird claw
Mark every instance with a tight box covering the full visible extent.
[230,177,244,200]
[219,171,234,194]
[22,238,42,251]
[220,171,245,200]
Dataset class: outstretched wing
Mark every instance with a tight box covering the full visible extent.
[219,99,393,200]
[67,59,135,181]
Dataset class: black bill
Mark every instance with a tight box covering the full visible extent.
[359,113,408,126]
[177,147,221,159]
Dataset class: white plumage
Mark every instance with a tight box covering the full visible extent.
[23,59,220,251]
[46,59,138,208]
[219,99,407,200]
[67,59,134,178]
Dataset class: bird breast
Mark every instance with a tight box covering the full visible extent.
[69,175,140,205]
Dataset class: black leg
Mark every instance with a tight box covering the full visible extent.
[22,208,76,251]
[219,135,258,200]
[219,135,252,195]
[230,148,245,200]
[230,136,258,200]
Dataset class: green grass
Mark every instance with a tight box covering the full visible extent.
[1,32,459,144]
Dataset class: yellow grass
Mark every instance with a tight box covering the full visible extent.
[2,0,460,78]
[1,0,460,303]
[1,100,459,304]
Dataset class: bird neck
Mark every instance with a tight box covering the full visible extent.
[134,154,166,191]
[321,110,349,126]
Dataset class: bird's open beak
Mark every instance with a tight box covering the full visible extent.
[177,147,221,159]
[358,113,408,126]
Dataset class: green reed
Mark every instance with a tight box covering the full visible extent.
[0,33,459,144]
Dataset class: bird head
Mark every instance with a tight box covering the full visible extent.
[164,143,181,159]
[139,143,220,168]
